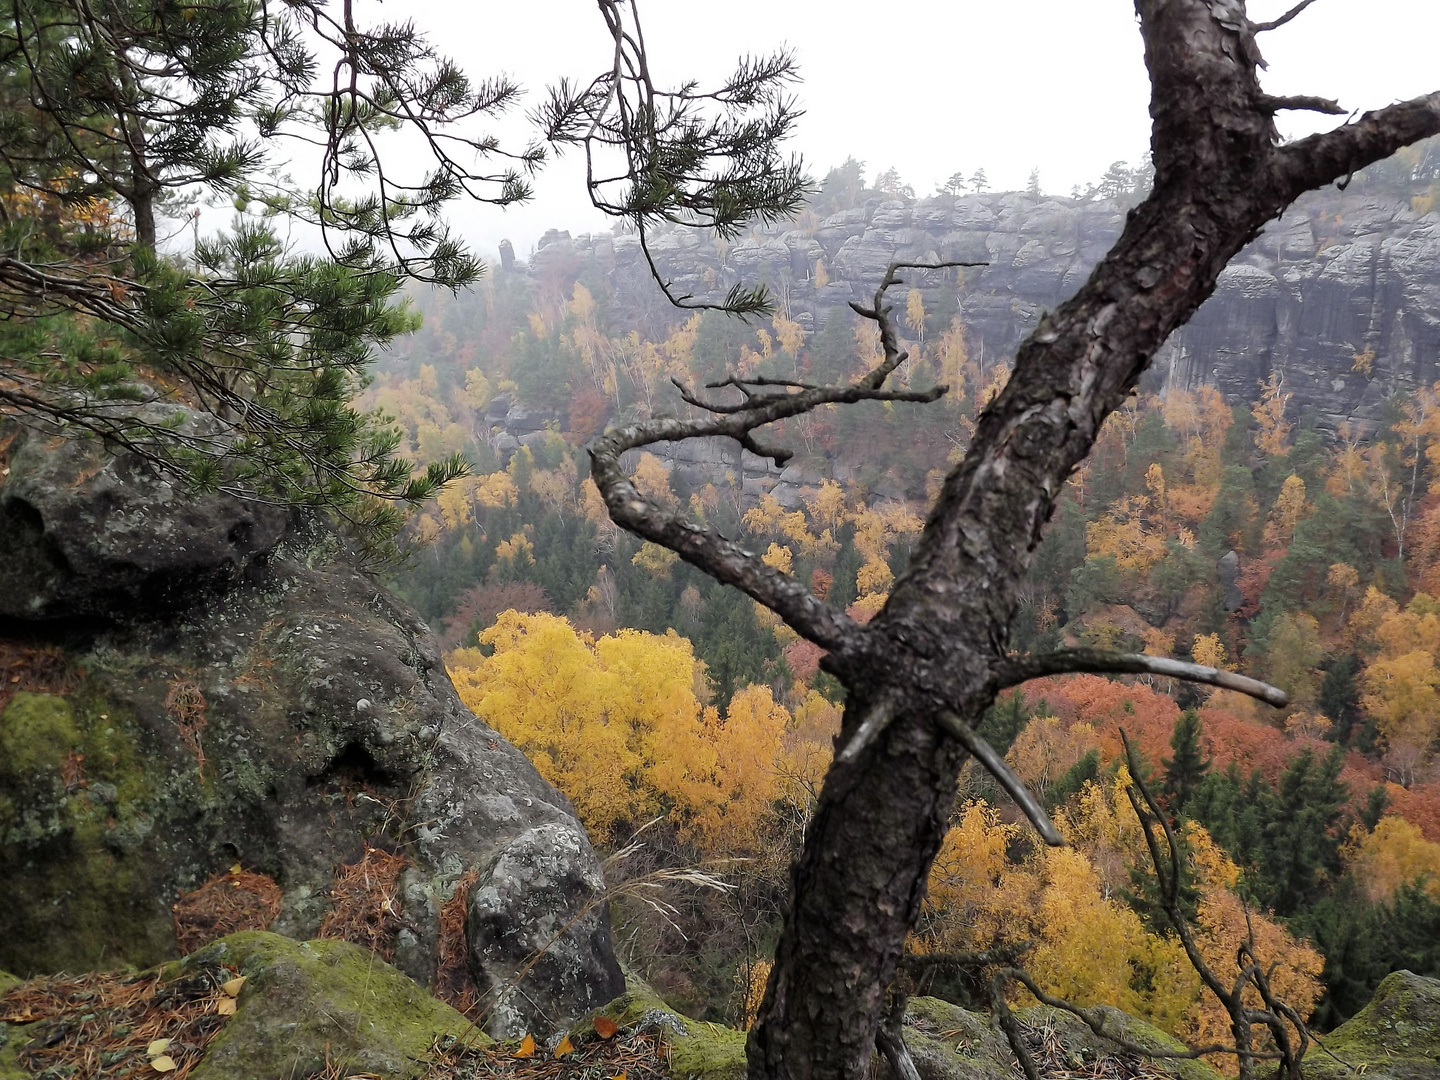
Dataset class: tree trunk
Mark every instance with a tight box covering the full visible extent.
[743,4,1440,1079]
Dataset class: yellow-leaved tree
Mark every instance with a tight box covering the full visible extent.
[449,611,791,850]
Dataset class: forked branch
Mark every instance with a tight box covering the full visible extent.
[589,261,973,654]
[994,649,1288,708]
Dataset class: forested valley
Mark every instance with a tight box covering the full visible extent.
[362,154,1440,1048]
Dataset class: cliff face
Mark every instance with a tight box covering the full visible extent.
[523,185,1440,431]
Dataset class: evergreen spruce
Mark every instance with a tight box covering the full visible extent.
[1161,709,1211,813]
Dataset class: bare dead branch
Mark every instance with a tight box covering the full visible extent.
[994,650,1289,709]
[1253,0,1322,32]
[1273,93,1440,202]
[934,711,1062,846]
[991,967,1282,1063]
[1256,94,1344,116]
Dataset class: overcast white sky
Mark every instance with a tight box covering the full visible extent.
[393,1,1440,260]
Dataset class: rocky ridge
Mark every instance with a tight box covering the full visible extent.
[483,186,1440,507]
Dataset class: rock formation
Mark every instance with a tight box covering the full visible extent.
[0,422,624,1037]
[513,185,1440,434]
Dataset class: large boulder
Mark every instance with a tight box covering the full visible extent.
[1302,970,1440,1080]
[0,426,623,1036]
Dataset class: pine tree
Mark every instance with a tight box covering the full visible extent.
[1161,710,1211,812]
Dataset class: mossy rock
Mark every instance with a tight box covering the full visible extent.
[0,691,176,976]
[0,972,27,1080]
[184,931,480,1080]
[1014,1005,1224,1080]
[585,976,748,1080]
[901,995,1016,1080]
[1303,970,1440,1080]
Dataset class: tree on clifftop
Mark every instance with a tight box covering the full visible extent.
[577,3,1440,1079]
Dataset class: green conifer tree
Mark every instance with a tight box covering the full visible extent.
[1161,709,1211,812]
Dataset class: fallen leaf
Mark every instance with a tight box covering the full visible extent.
[609,1072,627,1080]
[150,1055,177,1073]
[514,1034,535,1059]
[593,1015,619,1039]
[146,1039,171,1058]
[216,997,237,1016]
[229,863,242,875]
[554,1034,575,1057]
[221,976,246,997]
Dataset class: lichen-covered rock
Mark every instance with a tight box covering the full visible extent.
[184,931,472,1080]
[0,416,288,621]
[1302,970,1440,1080]
[468,822,621,1038]
[0,425,623,1035]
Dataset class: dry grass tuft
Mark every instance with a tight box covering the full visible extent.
[0,639,77,711]
[318,844,409,960]
[434,866,482,1016]
[0,963,236,1080]
[172,868,285,954]
[164,678,208,770]
[1011,1017,1170,1079]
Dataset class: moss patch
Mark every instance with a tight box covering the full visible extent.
[186,932,475,1080]
[0,693,80,781]
[1303,970,1440,1080]
[902,995,1014,1080]
[0,691,176,975]
[586,978,747,1080]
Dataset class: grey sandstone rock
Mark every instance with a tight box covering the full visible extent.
[0,424,623,1036]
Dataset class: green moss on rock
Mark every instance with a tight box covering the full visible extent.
[0,693,80,781]
[185,932,477,1080]
[0,691,175,975]
[586,976,747,1080]
[902,995,1014,1080]
[1303,970,1440,1080]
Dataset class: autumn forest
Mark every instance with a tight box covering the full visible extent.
[346,160,1440,1057]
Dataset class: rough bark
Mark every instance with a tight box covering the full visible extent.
[590,3,1440,1079]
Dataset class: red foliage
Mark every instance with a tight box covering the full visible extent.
[783,639,825,682]
[1387,782,1440,842]
[567,384,611,442]
[440,581,552,650]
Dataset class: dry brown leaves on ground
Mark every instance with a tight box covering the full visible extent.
[1009,1018,1170,1080]
[163,679,207,770]
[318,844,410,960]
[0,639,77,711]
[0,963,235,1080]
[434,867,482,1016]
[172,867,285,954]
[424,1025,670,1080]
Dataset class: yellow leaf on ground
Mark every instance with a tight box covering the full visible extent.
[145,1039,171,1058]
[609,1072,627,1080]
[229,863,242,874]
[216,997,237,1016]
[554,1034,575,1056]
[514,1034,535,1058]
[150,1055,177,1073]
[221,976,246,997]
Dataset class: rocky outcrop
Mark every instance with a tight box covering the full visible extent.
[1302,969,1440,1080]
[0,424,623,1037]
[512,185,1440,440]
